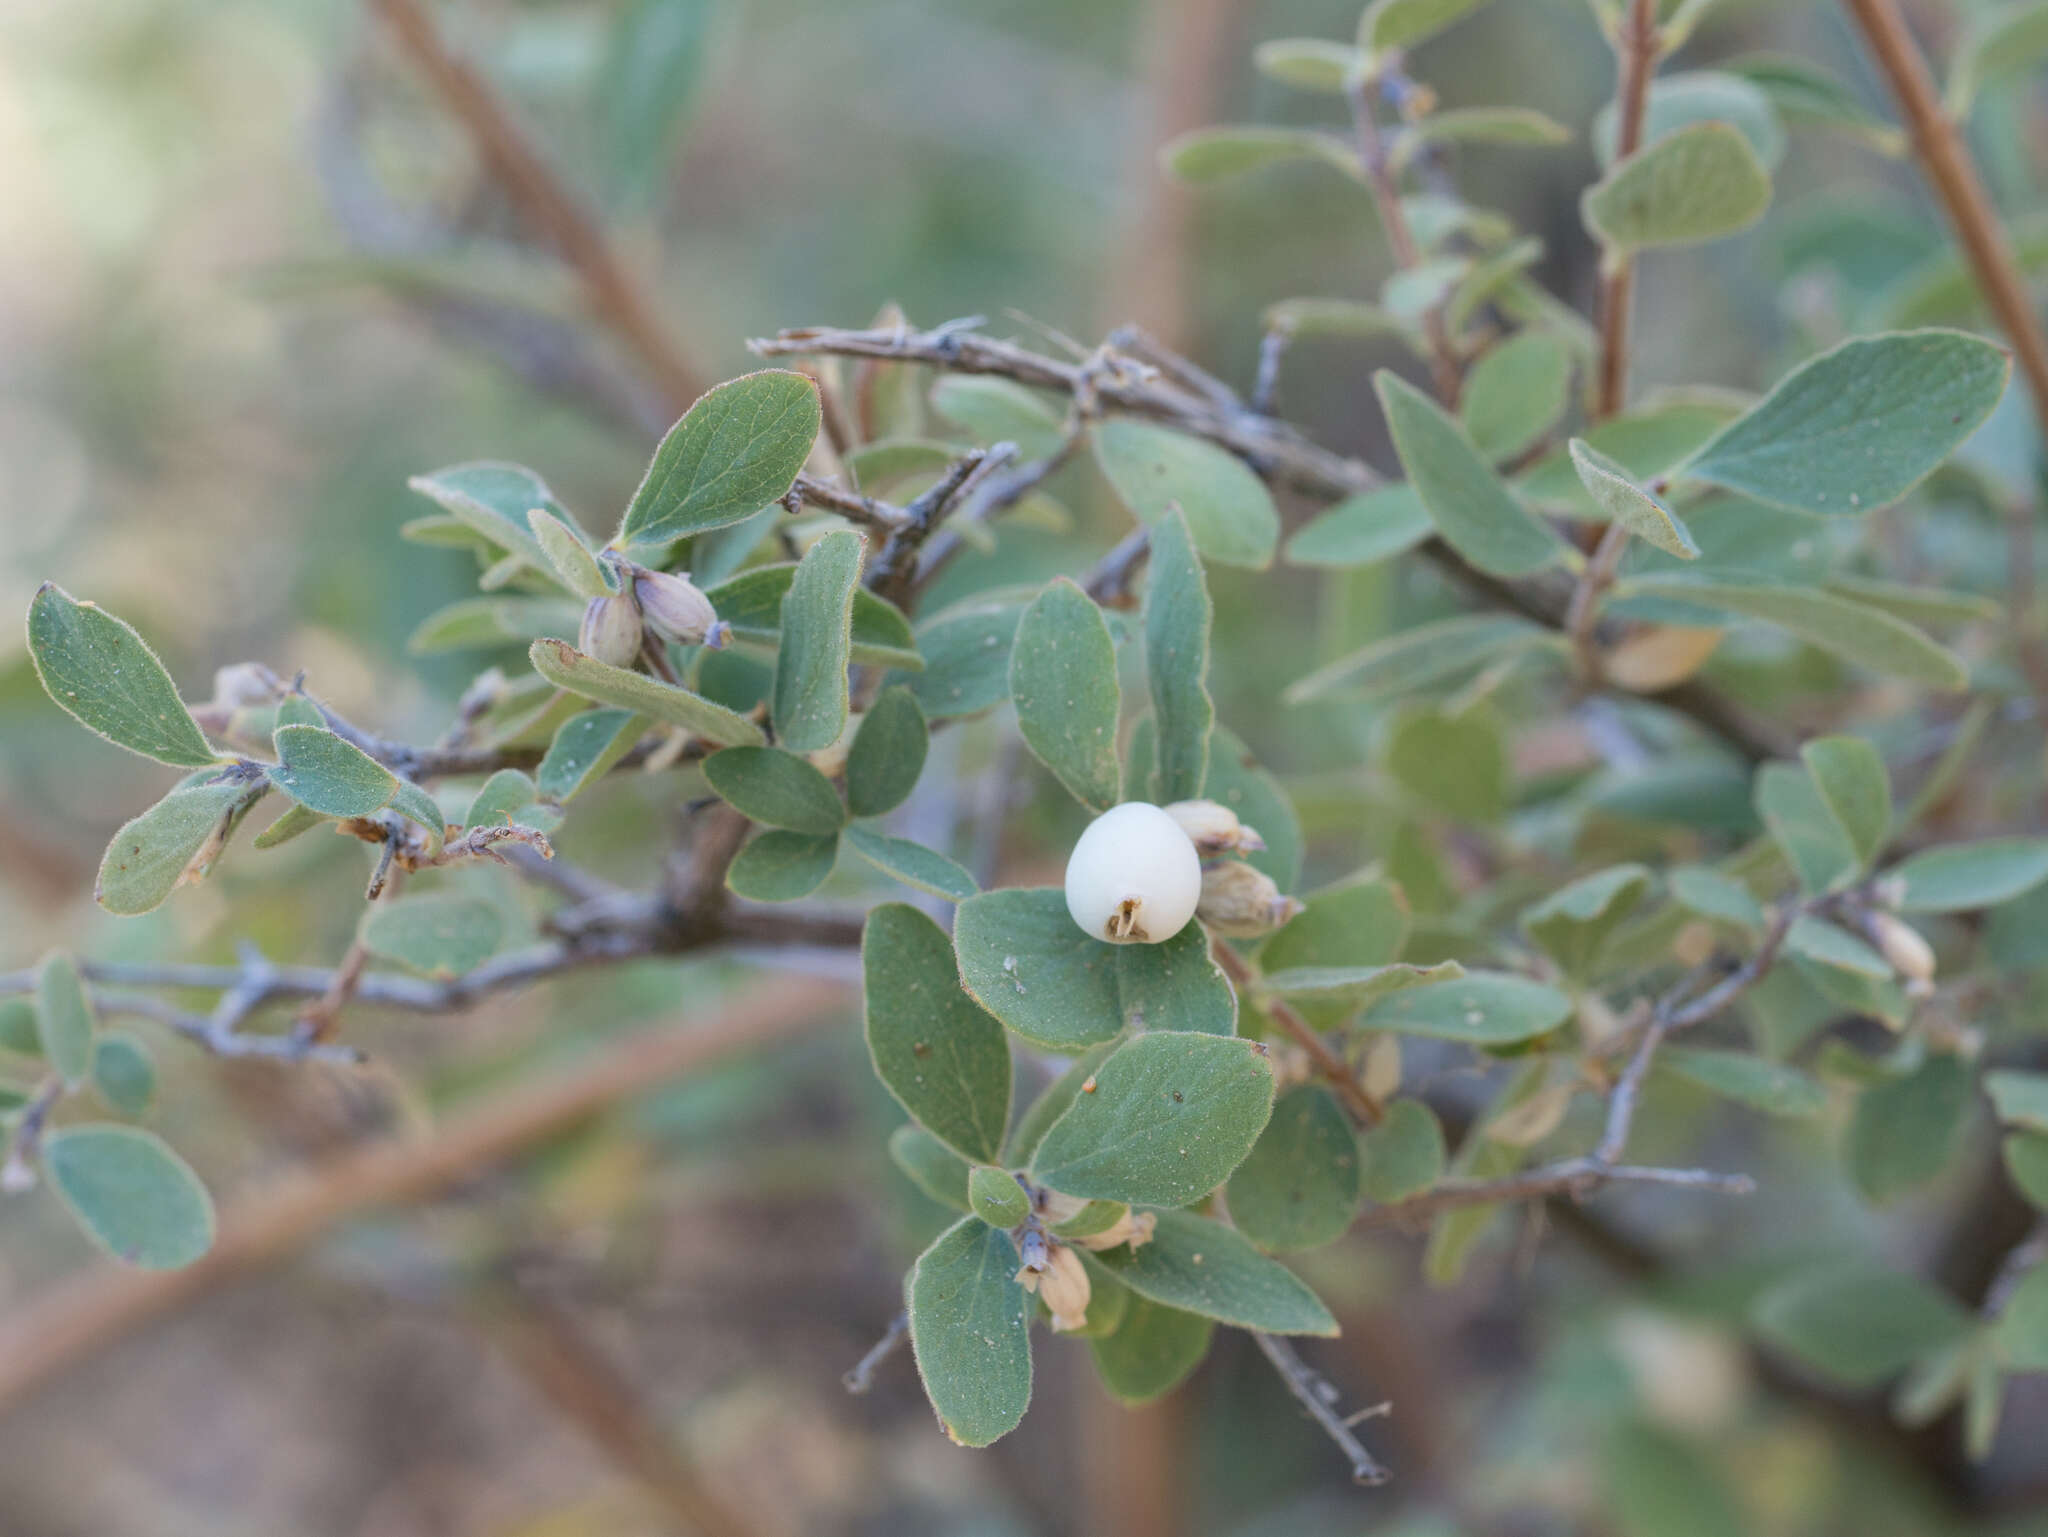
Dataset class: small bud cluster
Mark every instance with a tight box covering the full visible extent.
[578,563,731,669]
[1014,1190,1157,1333]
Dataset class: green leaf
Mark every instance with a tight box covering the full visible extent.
[406,596,584,655]
[1227,1086,1361,1252]
[898,600,1024,718]
[465,769,543,831]
[615,370,820,546]
[1160,126,1356,185]
[954,888,1234,1049]
[1132,721,1302,891]
[26,585,218,768]
[843,826,977,901]
[536,708,648,802]
[1755,762,1859,893]
[1604,1421,1749,1537]
[1569,439,1699,558]
[1028,1031,1272,1207]
[43,1124,216,1270]
[1752,1261,1972,1388]
[1802,736,1891,870]
[387,782,447,855]
[1143,510,1213,804]
[1257,962,1463,1013]
[1359,0,1494,50]
[1681,330,2011,516]
[1252,37,1365,94]
[1947,0,2048,118]
[906,1217,1032,1447]
[1009,578,1122,812]
[1661,1046,1827,1118]
[96,776,258,916]
[1463,331,1572,465]
[360,894,503,980]
[863,904,1011,1163]
[595,0,713,208]
[1359,973,1573,1045]
[702,564,921,672]
[889,1123,971,1210]
[0,996,41,1056]
[930,377,1066,461]
[1375,372,1565,577]
[1283,486,1434,569]
[529,639,764,746]
[1089,1295,1214,1404]
[1786,916,1891,978]
[527,508,612,598]
[725,829,838,901]
[1581,122,1772,253]
[267,724,399,817]
[1593,70,1787,172]
[1093,1208,1337,1335]
[1286,612,1547,703]
[1361,1098,1447,1202]
[35,953,94,1089]
[1007,1043,1121,1167]
[1263,296,1405,339]
[1257,874,1411,1030]
[1396,107,1570,169]
[1725,53,1901,151]
[1996,1261,2048,1371]
[1385,702,1507,823]
[90,1032,155,1118]
[1890,837,2048,912]
[1669,866,1764,932]
[405,462,562,572]
[1821,576,1999,628]
[1619,578,1966,688]
[1987,1071,2048,1135]
[845,686,928,818]
[966,1165,1030,1228]
[772,528,864,752]
[702,747,845,834]
[1847,1054,1972,1203]
[252,802,324,850]
[1093,418,1280,570]
[1521,864,1653,983]
[2005,1132,2048,1209]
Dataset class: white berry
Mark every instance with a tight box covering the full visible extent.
[1063,802,1202,944]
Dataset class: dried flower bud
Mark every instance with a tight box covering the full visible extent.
[1074,1208,1156,1254]
[632,568,729,649]
[1064,803,1203,944]
[1870,911,1936,985]
[1195,859,1302,937]
[579,592,644,668]
[1020,1243,1092,1333]
[1163,799,1267,856]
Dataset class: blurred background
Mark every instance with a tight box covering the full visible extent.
[3,0,2047,1532]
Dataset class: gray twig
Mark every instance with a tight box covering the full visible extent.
[1252,1332,1389,1487]
[843,1309,910,1394]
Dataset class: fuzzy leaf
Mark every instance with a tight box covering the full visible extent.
[1756,762,1861,893]
[268,725,397,818]
[1143,509,1214,804]
[898,601,1024,718]
[1846,1054,1972,1203]
[360,894,503,980]
[1028,1031,1274,1207]
[36,952,95,1089]
[1620,578,1966,688]
[44,1124,216,1270]
[1521,864,1653,982]
[406,462,563,570]
[96,777,257,916]
[1802,735,1891,870]
[1581,121,1771,252]
[1464,331,1573,464]
[91,1032,155,1117]
[530,639,763,746]
[1094,418,1280,569]
[1286,612,1547,702]
[1283,485,1434,569]
[1252,38,1364,94]
[527,508,612,598]
[863,904,1011,1163]
[702,564,922,672]
[1359,0,1494,50]
[1160,126,1356,186]
[615,370,820,545]
[930,376,1066,461]
[772,528,864,751]
[464,769,543,831]
[1089,1295,1214,1403]
[702,747,845,834]
[725,829,838,901]
[1227,1086,1362,1252]
[1359,972,1573,1045]
[1661,1046,1828,1118]
[1010,578,1122,811]
[1752,1261,1971,1388]
[845,686,928,818]
[1375,372,1565,577]
[1890,837,2048,913]
[1093,1208,1337,1335]
[906,1217,1032,1447]
[1362,1098,1447,1202]
[27,585,217,768]
[1681,330,2010,516]
[536,708,648,802]
[1569,439,1699,558]
[844,826,977,901]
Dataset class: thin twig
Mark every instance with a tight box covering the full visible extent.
[1565,522,1633,684]
[1251,1332,1390,1487]
[1344,70,1459,402]
[0,1077,64,1194]
[1082,526,1156,609]
[1211,939,1382,1126]
[842,1309,910,1394]
[365,0,703,413]
[1594,0,1661,421]
[0,976,846,1417]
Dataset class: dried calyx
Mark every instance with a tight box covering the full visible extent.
[1196,859,1302,938]
[1164,798,1267,856]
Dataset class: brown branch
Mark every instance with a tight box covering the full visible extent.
[1211,938,1382,1126]
[365,0,704,413]
[1842,0,2048,441]
[1345,71,1459,402]
[1593,0,1662,420]
[0,975,845,1418]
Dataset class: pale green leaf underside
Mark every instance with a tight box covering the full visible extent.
[530,639,766,746]
[44,1124,217,1271]
[1582,121,1772,253]
[772,528,865,752]
[27,585,218,768]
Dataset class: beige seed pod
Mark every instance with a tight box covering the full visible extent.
[579,592,644,668]
[1869,911,1936,984]
[1195,860,1302,938]
[1163,799,1268,856]
[1034,1244,1093,1333]
[1074,1208,1157,1254]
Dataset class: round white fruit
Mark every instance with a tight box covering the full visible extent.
[1063,802,1203,944]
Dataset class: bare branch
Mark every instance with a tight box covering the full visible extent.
[842,1309,910,1395]
[1252,1332,1390,1487]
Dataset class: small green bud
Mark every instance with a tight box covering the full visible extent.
[967,1165,1030,1228]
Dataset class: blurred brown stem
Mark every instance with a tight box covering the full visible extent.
[1593,0,1661,420]
[0,975,844,1419]
[365,0,704,413]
